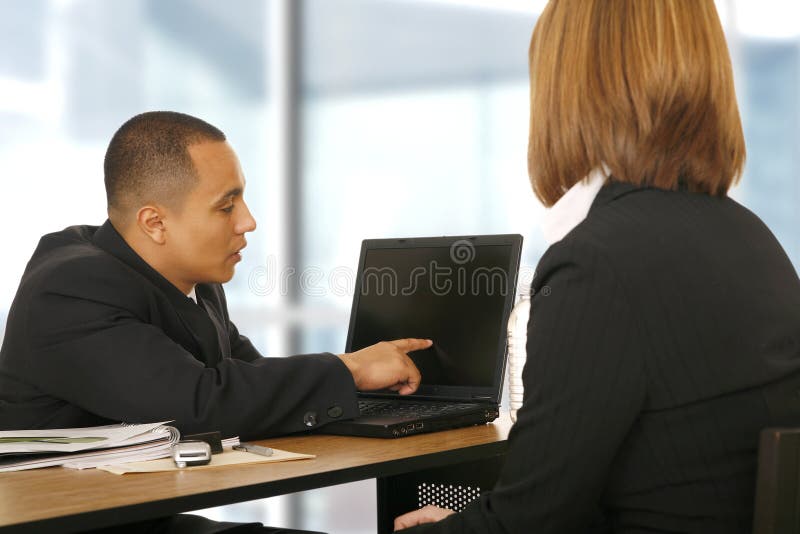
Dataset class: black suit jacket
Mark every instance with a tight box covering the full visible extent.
[0,220,359,438]
[408,184,800,533]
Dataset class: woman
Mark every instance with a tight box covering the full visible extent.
[395,0,800,532]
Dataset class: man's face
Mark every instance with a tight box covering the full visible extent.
[162,141,256,291]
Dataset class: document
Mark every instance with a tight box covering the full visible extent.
[99,447,315,474]
[0,422,172,455]
[0,422,179,472]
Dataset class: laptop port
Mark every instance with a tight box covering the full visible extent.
[406,424,415,431]
[400,427,407,434]
[415,423,424,429]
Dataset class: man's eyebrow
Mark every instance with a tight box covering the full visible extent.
[213,187,243,205]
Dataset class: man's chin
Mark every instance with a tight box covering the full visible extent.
[219,270,236,284]
[202,269,236,286]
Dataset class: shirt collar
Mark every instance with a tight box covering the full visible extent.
[541,164,609,245]
[187,286,198,304]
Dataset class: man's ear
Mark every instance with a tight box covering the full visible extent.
[135,205,167,245]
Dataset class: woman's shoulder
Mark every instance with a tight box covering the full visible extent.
[567,186,768,255]
[536,184,792,290]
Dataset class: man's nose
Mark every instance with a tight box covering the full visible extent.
[236,202,257,234]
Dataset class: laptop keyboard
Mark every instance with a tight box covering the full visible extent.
[358,399,480,418]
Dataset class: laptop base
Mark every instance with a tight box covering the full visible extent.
[320,407,499,438]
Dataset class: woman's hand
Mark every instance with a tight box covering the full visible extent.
[394,505,455,531]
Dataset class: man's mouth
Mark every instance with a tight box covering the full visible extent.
[230,243,247,261]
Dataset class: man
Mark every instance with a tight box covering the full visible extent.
[0,112,429,533]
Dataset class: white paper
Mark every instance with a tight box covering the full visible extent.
[0,423,179,472]
[0,422,171,455]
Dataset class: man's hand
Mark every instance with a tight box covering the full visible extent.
[338,338,431,395]
[394,505,455,531]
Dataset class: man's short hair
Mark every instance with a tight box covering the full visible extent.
[527,0,746,207]
[104,111,226,216]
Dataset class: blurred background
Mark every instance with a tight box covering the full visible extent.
[0,0,798,531]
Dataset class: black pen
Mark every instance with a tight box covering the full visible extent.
[233,442,273,457]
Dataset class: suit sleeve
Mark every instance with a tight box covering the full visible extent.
[227,319,263,363]
[23,285,359,439]
[405,239,647,533]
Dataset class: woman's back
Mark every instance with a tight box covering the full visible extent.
[523,182,800,533]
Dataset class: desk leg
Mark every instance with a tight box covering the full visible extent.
[376,454,505,534]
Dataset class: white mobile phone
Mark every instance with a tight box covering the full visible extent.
[171,440,212,468]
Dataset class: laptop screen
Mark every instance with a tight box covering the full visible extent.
[346,235,522,402]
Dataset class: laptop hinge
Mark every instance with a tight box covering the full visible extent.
[471,395,493,401]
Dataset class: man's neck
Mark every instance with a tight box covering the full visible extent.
[110,219,194,296]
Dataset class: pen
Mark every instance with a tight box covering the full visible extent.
[233,442,273,457]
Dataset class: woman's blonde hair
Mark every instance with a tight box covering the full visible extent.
[528,0,745,206]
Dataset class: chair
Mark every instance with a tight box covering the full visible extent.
[753,427,800,533]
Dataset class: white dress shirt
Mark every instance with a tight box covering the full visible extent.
[541,165,609,246]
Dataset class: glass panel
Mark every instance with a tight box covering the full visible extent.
[300,0,541,348]
[297,1,540,531]
[0,0,277,349]
[0,0,287,528]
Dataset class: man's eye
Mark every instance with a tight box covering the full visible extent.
[221,205,234,213]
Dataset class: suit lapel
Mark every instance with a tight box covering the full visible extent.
[197,294,232,360]
[170,295,224,367]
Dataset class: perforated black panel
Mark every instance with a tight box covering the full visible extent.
[417,482,482,512]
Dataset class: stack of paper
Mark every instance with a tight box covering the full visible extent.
[0,422,180,472]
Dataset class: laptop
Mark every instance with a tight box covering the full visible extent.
[321,234,523,438]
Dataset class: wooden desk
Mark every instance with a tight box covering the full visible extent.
[0,417,512,533]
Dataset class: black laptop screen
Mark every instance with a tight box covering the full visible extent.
[348,242,515,393]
